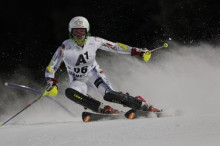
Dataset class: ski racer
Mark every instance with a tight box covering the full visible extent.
[45,16,161,114]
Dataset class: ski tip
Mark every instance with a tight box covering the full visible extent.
[0,123,3,127]
[4,82,8,86]
[83,115,91,123]
[127,112,136,119]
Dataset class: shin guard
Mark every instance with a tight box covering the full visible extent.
[104,91,142,110]
[65,88,101,112]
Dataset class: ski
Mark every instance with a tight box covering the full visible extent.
[82,111,126,123]
[82,109,173,123]
[125,109,173,119]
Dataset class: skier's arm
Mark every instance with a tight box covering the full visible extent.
[97,37,132,54]
[45,45,64,81]
[44,44,65,96]
[97,37,151,62]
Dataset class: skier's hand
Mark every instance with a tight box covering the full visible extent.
[46,78,58,96]
[131,48,151,62]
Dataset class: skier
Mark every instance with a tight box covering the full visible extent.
[45,16,161,114]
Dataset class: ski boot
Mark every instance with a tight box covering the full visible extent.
[148,106,161,112]
[104,90,161,112]
[136,96,162,112]
[99,104,119,114]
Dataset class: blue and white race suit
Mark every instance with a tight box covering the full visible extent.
[45,36,133,96]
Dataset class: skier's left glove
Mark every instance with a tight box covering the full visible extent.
[45,78,58,97]
[131,47,151,62]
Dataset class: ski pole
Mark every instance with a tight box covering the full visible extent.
[4,82,75,118]
[0,91,48,126]
[4,82,42,94]
[142,42,169,62]
[150,42,169,53]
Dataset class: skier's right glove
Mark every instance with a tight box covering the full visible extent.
[131,47,151,62]
[45,78,58,97]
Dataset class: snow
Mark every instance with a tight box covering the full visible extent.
[1,42,220,146]
[1,114,220,146]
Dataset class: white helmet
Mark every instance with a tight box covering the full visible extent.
[68,16,90,33]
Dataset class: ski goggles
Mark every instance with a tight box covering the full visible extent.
[72,28,87,37]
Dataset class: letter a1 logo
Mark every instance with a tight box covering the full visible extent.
[75,52,89,66]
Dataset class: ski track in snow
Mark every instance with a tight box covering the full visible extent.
[1,42,220,146]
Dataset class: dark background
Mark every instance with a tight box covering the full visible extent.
[1,0,219,83]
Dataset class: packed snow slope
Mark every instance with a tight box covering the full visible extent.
[1,114,220,146]
[0,42,220,146]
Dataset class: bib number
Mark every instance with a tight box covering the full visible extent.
[74,66,88,74]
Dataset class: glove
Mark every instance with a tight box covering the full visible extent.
[46,78,58,96]
[131,47,151,62]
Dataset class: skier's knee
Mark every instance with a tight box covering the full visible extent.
[104,90,120,103]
